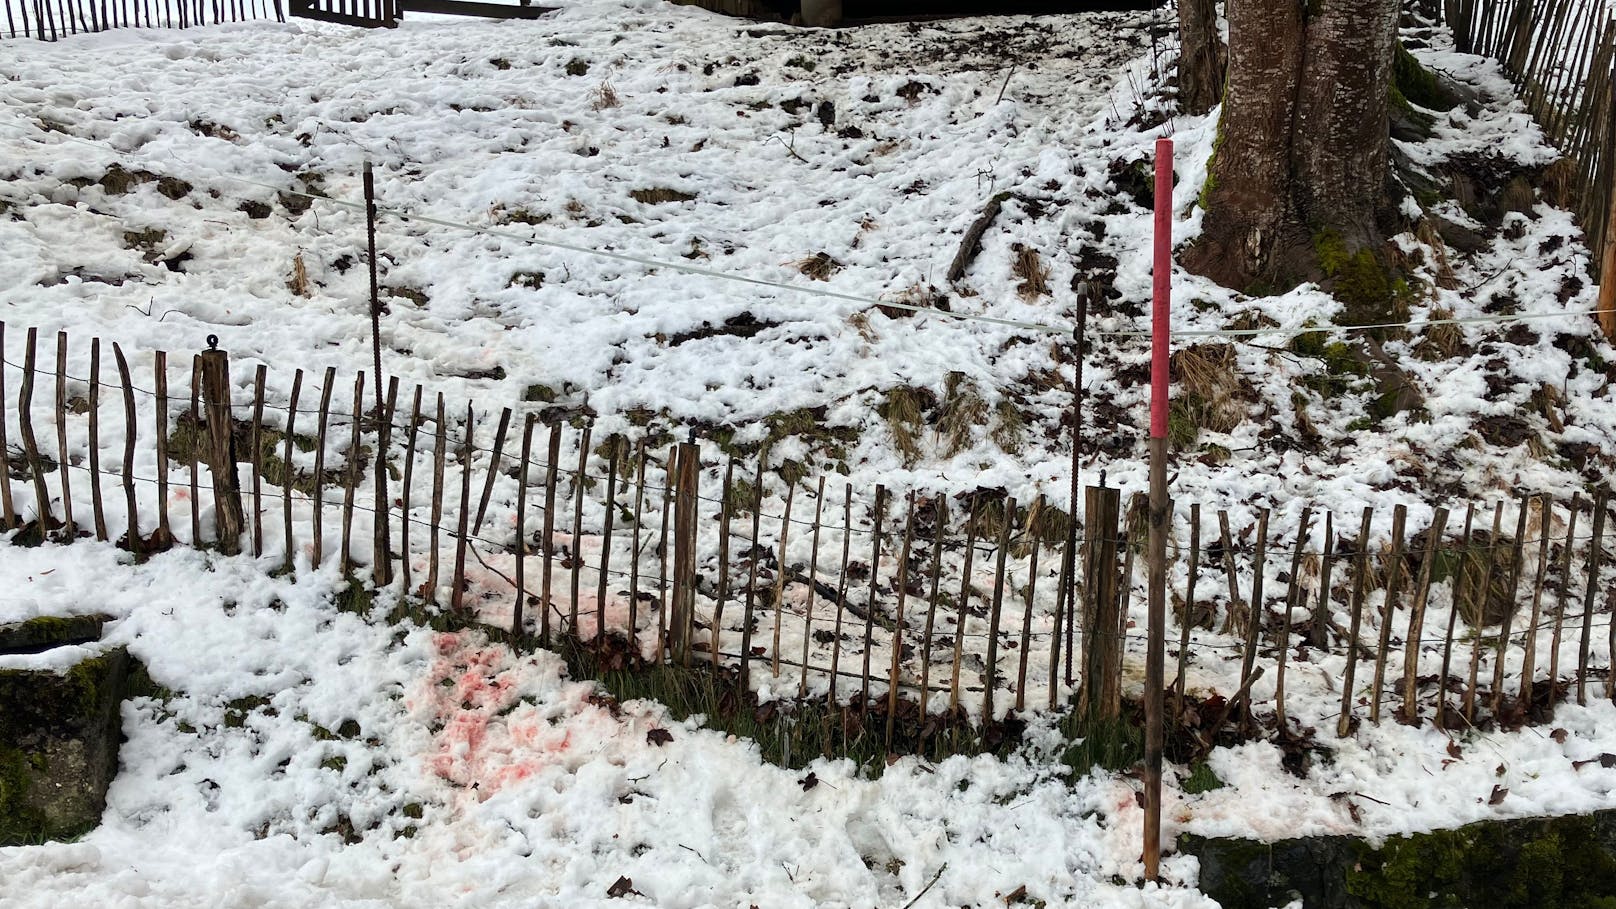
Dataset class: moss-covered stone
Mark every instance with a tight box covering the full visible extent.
[1393,42,1459,112]
[0,614,109,654]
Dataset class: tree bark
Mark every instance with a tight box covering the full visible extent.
[1177,0,1226,117]
[1185,0,1401,292]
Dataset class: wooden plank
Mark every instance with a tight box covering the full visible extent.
[711,458,735,665]
[1081,485,1122,721]
[1337,506,1374,738]
[1491,496,1532,715]
[828,484,854,706]
[1437,503,1477,730]
[450,403,473,612]
[425,393,446,601]
[1173,503,1201,718]
[771,483,795,677]
[395,0,550,18]
[339,372,365,573]
[982,495,1014,722]
[739,458,765,685]
[1398,506,1448,724]
[1369,505,1407,725]
[594,436,619,641]
[112,344,140,559]
[1468,503,1505,719]
[862,485,887,706]
[799,475,828,699]
[885,496,915,751]
[153,351,171,543]
[1015,496,1042,713]
[0,324,14,530]
[18,328,53,536]
[1547,493,1581,699]
[281,370,302,573]
[569,424,592,634]
[538,423,560,643]
[1274,508,1314,728]
[310,366,336,565]
[472,406,510,535]
[249,364,266,558]
[199,346,244,555]
[87,339,107,542]
[53,331,74,540]
[512,414,535,637]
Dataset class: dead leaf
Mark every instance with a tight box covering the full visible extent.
[1003,884,1029,903]
[1552,728,1569,744]
[1489,785,1509,805]
[646,728,673,747]
[799,772,819,791]
[1446,740,1462,759]
[607,876,640,898]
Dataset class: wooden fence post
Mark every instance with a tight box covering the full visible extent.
[87,339,107,542]
[1080,482,1122,722]
[1274,508,1314,728]
[18,328,52,536]
[0,324,14,531]
[451,403,473,612]
[112,344,141,559]
[373,376,396,587]
[198,340,244,555]
[1399,506,1448,724]
[861,485,887,706]
[513,414,535,637]
[1337,506,1374,737]
[669,435,700,665]
[1370,505,1407,725]
[1599,179,1616,340]
[340,372,364,574]
[53,331,74,540]
[982,494,1014,722]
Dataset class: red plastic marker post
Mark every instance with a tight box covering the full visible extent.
[1143,136,1173,882]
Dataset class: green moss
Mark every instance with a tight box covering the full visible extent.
[1168,397,1203,450]
[1393,42,1459,112]
[1198,114,1225,211]
[1057,713,1143,776]
[1182,761,1224,794]
[1315,231,1402,326]
[0,744,46,844]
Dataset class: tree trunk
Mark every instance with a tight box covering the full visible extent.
[1177,0,1226,117]
[1184,0,1401,294]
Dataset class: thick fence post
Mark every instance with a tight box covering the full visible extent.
[670,436,700,665]
[1080,481,1122,722]
[199,339,244,555]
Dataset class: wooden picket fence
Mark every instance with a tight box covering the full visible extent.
[1443,0,1616,297]
[1,320,1614,761]
[0,0,283,39]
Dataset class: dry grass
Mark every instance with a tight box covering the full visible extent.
[877,281,940,319]
[289,252,312,298]
[989,400,1026,452]
[1539,157,1577,208]
[848,312,878,342]
[1011,243,1050,301]
[1172,343,1251,433]
[1414,306,1468,361]
[879,386,927,466]
[936,372,988,457]
[1415,218,1459,290]
[630,187,697,205]
[590,81,620,111]
[794,252,843,281]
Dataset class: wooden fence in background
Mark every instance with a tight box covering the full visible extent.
[1,320,1613,760]
[0,0,283,39]
[1443,0,1616,332]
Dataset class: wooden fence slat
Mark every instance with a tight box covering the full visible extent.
[1547,493,1581,698]
[426,392,446,601]
[512,414,536,637]
[712,458,735,665]
[199,346,244,555]
[1174,503,1201,717]
[739,458,766,687]
[53,331,74,540]
[87,339,107,542]
[1519,495,1554,705]
[949,498,981,714]
[982,495,1014,722]
[249,365,266,557]
[1049,516,1070,712]
[112,343,140,559]
[153,351,171,543]
[450,403,473,612]
[1237,508,1270,726]
[1311,511,1334,651]
[339,372,364,573]
[569,423,592,634]
[670,438,698,665]
[1491,496,1532,715]
[1082,485,1123,721]
[1338,506,1375,738]
[188,355,201,546]
[1398,506,1448,724]
[594,436,619,640]
[920,496,945,715]
[799,475,828,699]
[885,496,915,750]
[1217,510,1241,634]
[0,324,14,530]
[472,406,510,535]
[1370,505,1407,725]
[1274,507,1314,728]
[18,328,53,536]
[654,444,674,664]
[281,370,302,572]
[1468,503,1505,718]
[310,366,335,564]
[1015,496,1042,713]
[1584,491,1611,703]
[829,484,854,705]
[627,439,645,649]
[538,423,560,643]
[771,483,795,677]
[861,485,887,706]
[1438,502,1476,729]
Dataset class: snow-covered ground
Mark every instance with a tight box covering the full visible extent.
[4,2,1616,906]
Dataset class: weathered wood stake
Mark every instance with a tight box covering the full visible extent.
[87,339,107,542]
[112,344,140,559]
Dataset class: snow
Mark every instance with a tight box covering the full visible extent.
[1,2,1615,906]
